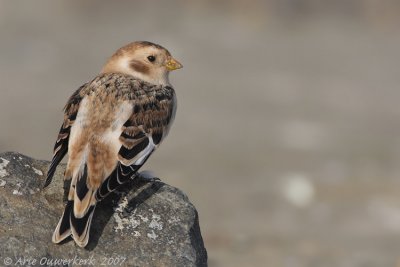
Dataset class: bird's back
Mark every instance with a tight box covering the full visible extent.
[65,73,176,187]
[66,75,129,187]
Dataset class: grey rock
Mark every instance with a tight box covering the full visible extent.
[0,152,207,267]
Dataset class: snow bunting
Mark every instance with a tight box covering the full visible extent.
[44,41,182,247]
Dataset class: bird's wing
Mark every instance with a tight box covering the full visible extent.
[43,83,88,188]
[95,85,176,200]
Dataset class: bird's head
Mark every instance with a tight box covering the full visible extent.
[101,41,182,86]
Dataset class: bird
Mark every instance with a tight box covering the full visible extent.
[43,41,182,247]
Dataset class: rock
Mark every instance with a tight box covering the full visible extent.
[0,152,207,267]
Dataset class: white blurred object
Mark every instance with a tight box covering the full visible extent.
[283,173,315,207]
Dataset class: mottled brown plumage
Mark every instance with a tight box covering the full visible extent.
[45,41,182,247]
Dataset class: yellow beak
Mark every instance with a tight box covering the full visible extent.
[166,57,183,71]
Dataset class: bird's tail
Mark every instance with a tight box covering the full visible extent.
[52,164,97,247]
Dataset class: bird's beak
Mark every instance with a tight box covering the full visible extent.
[165,57,183,71]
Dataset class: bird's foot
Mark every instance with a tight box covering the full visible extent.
[135,170,161,183]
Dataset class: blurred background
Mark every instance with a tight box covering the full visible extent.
[1,0,400,266]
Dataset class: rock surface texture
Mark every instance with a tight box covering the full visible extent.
[0,152,207,267]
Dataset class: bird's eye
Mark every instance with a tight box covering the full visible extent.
[147,55,156,62]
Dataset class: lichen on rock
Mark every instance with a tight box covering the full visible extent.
[0,152,207,267]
